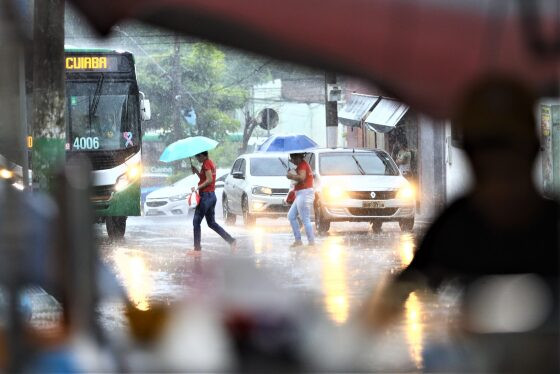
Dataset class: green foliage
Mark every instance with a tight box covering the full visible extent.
[209,140,240,169]
[136,42,248,146]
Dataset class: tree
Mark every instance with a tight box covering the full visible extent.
[32,0,65,191]
[136,42,248,146]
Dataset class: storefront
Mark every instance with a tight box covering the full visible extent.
[338,92,447,217]
[338,93,417,177]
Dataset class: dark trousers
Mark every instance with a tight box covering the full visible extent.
[193,191,234,250]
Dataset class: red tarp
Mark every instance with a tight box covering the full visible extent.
[68,0,560,118]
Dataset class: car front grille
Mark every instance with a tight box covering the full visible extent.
[264,204,291,213]
[347,191,397,200]
[91,185,114,201]
[347,208,397,217]
[146,201,167,207]
[271,188,289,195]
[146,210,166,216]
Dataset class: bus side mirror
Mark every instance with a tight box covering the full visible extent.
[140,92,151,121]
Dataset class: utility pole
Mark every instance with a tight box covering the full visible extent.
[324,72,339,147]
[31,0,65,192]
[171,35,183,139]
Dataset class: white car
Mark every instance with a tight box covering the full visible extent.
[144,168,229,216]
[309,148,415,233]
[222,153,292,226]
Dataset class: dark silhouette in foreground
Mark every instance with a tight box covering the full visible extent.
[363,77,559,372]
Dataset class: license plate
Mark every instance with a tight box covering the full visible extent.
[363,201,384,208]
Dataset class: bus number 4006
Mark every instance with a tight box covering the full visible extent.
[73,137,100,150]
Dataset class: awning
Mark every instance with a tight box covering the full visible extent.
[338,94,379,127]
[365,98,409,133]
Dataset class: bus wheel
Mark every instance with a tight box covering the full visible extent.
[106,216,127,239]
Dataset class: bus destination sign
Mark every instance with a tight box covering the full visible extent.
[65,55,130,72]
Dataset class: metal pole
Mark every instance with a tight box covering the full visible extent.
[325,72,338,147]
[19,49,29,191]
[267,108,270,137]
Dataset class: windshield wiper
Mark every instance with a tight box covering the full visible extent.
[352,155,366,175]
[89,74,104,117]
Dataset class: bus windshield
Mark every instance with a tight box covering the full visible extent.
[66,80,139,151]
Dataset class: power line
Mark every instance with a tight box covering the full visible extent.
[112,26,199,105]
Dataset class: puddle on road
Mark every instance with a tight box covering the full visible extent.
[99,218,454,371]
[398,233,415,268]
[113,248,153,311]
[319,237,350,325]
[404,292,425,369]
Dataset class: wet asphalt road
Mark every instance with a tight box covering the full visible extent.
[93,193,459,371]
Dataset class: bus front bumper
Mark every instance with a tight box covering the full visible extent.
[92,180,141,217]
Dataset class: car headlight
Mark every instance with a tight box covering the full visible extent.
[115,163,142,192]
[252,186,273,196]
[169,193,189,202]
[396,184,415,201]
[323,186,347,201]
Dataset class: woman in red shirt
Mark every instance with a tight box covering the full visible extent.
[286,152,315,247]
[190,151,236,252]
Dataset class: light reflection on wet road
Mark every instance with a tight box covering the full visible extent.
[98,210,455,371]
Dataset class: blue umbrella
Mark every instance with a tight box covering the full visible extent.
[159,136,218,163]
[258,134,318,152]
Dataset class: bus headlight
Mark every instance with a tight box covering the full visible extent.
[115,163,142,192]
[396,185,415,202]
[127,164,142,179]
[0,169,13,179]
[324,186,347,201]
[252,186,273,196]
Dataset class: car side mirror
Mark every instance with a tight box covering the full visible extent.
[232,171,244,179]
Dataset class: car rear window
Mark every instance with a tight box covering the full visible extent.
[319,152,399,176]
[250,157,289,176]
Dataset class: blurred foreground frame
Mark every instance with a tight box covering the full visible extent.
[67,0,560,119]
[0,0,559,372]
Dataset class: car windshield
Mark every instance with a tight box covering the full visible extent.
[319,152,399,176]
[66,80,139,151]
[250,157,289,176]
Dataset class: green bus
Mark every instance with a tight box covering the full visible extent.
[65,48,150,238]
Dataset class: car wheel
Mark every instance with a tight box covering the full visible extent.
[242,195,256,227]
[399,218,414,232]
[314,202,330,234]
[370,220,383,233]
[222,194,236,225]
[106,216,127,239]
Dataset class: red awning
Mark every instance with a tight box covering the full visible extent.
[68,0,560,119]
